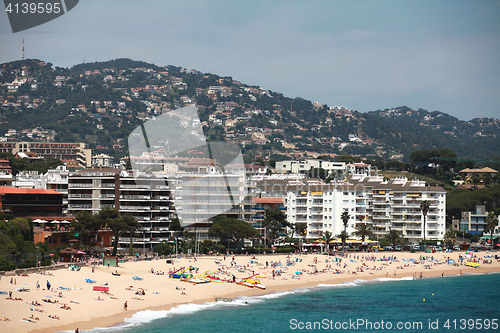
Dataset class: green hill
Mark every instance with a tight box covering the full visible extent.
[1,58,499,163]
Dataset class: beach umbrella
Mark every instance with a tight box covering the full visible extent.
[49,253,55,256]
[51,220,60,224]
[77,251,85,254]
[33,219,47,223]
[60,220,71,224]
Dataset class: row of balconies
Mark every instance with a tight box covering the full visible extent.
[120,206,172,211]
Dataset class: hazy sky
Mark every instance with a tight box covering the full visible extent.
[1,0,499,120]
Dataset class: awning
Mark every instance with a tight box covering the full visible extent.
[480,235,499,239]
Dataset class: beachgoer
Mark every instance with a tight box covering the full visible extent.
[47,280,51,290]
[36,281,40,289]
[75,328,79,333]
[124,301,128,311]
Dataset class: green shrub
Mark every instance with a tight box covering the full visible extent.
[154,242,173,256]
[0,255,14,271]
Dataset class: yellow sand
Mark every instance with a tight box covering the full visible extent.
[0,251,498,333]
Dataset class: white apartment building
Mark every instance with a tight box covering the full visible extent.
[91,153,114,167]
[283,175,446,241]
[275,159,346,175]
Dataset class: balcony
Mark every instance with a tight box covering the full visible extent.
[120,195,151,200]
[68,183,92,188]
[120,206,152,211]
[99,183,116,188]
[68,204,92,209]
[68,194,92,198]
[121,184,151,189]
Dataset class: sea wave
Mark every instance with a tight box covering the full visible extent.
[68,272,499,332]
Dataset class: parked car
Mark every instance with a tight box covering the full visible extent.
[411,244,421,250]
[384,245,394,251]
[395,245,402,251]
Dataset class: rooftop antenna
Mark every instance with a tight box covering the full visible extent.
[22,38,25,61]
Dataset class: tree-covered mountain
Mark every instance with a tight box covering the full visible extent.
[1,58,499,163]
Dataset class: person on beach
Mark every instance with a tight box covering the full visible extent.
[124,301,128,310]
[47,280,51,290]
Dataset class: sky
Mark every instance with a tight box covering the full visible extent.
[1,0,499,121]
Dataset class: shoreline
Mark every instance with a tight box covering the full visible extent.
[1,251,497,333]
[51,267,500,333]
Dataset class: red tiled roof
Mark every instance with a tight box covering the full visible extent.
[252,197,284,204]
[0,187,63,195]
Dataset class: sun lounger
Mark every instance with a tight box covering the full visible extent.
[132,276,143,280]
[85,279,96,283]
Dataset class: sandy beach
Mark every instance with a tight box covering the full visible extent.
[1,250,499,333]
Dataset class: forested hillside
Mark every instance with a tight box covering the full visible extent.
[1,58,499,163]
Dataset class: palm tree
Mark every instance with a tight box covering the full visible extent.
[486,212,498,250]
[294,223,307,254]
[323,231,333,253]
[336,230,350,251]
[386,229,403,249]
[469,173,481,188]
[420,200,430,248]
[341,211,350,251]
[353,223,373,251]
[481,173,493,187]
[444,230,456,249]
[353,223,373,242]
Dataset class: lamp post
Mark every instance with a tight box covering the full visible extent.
[35,246,39,269]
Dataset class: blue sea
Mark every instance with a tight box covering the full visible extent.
[77,273,499,333]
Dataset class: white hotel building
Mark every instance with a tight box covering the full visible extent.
[273,175,446,241]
